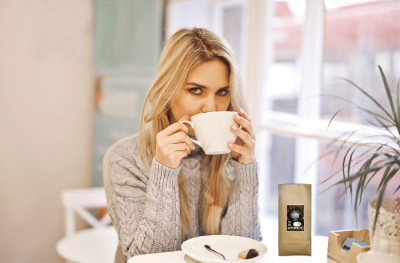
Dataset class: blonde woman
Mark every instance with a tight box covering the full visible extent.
[103,28,261,263]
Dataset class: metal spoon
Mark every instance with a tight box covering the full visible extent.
[204,245,227,260]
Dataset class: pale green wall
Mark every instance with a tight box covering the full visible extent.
[93,0,164,186]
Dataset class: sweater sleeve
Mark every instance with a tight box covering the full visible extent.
[220,159,262,241]
[103,144,182,260]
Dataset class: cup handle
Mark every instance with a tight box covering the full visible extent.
[180,120,201,147]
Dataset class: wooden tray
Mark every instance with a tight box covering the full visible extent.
[328,229,370,263]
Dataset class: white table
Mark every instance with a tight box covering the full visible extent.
[128,236,329,263]
[56,226,118,263]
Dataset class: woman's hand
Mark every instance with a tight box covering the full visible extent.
[229,109,256,164]
[155,115,195,168]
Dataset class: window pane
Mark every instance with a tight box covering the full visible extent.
[321,1,400,124]
[266,0,306,114]
[266,134,297,215]
[223,5,244,69]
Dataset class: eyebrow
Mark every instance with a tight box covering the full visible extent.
[185,82,229,89]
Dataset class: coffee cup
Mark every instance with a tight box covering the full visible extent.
[357,251,400,263]
[180,111,239,155]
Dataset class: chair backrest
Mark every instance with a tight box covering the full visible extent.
[61,187,111,236]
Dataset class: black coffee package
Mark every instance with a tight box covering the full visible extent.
[279,184,312,256]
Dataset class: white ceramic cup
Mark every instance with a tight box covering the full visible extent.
[180,111,239,155]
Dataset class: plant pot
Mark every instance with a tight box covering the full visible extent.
[357,198,400,262]
[368,197,400,255]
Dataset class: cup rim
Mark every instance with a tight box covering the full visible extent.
[191,111,238,118]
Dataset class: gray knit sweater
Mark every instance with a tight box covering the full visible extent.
[103,133,262,263]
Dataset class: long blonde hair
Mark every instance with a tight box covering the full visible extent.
[139,28,249,238]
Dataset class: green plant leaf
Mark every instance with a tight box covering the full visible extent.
[377,166,392,192]
[385,157,399,183]
[317,156,387,195]
[372,180,387,235]
[343,78,394,123]
[378,65,400,134]
[369,114,396,139]
[394,184,400,194]
[372,166,399,235]
[364,168,380,195]
[356,150,380,207]
[396,79,400,122]
[317,66,400,227]
[334,165,390,185]
[347,148,358,197]
[319,144,388,186]
[321,94,393,124]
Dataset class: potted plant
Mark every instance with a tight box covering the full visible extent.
[321,65,400,257]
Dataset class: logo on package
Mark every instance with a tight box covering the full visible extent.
[287,205,304,231]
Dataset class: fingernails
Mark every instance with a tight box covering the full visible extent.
[229,143,234,148]
[239,109,244,113]
[232,125,238,131]
[236,115,241,120]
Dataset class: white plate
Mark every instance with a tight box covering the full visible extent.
[181,235,267,263]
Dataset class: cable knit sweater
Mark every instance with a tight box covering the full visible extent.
[103,133,262,263]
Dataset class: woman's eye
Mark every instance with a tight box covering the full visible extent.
[217,89,229,96]
[189,88,202,95]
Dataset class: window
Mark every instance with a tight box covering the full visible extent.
[322,1,400,123]
[317,0,400,234]
[165,0,400,236]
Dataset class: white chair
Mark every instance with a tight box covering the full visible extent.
[56,187,118,263]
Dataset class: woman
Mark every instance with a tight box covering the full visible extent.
[103,28,261,263]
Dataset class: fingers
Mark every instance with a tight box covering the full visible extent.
[238,109,251,123]
[230,125,255,149]
[228,109,256,164]
[228,141,253,156]
[167,131,195,150]
[172,142,192,154]
[161,115,190,136]
[160,142,192,156]
[234,110,256,139]
[228,125,256,164]
[154,115,194,168]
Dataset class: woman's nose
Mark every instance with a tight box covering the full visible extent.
[201,96,217,113]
